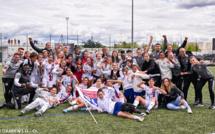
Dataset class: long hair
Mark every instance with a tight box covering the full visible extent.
[76,57,83,69]
[161,78,175,92]
[112,51,119,63]
[105,56,113,68]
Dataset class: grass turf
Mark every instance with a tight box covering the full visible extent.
[0,66,215,134]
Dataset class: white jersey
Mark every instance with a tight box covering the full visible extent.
[119,73,132,90]
[82,62,96,80]
[52,65,67,82]
[97,87,116,114]
[61,75,77,88]
[78,84,88,89]
[142,85,162,102]
[23,59,39,76]
[57,85,73,103]
[103,84,121,103]
[42,60,55,81]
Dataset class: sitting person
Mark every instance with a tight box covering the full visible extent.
[20,86,60,117]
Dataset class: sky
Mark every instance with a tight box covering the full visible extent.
[0,0,215,46]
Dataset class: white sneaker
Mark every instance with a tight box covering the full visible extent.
[141,113,146,117]
[138,116,144,122]
[187,106,192,114]
[180,105,186,109]
[69,101,77,106]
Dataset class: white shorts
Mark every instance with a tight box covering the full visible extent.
[42,78,53,88]
[142,100,158,109]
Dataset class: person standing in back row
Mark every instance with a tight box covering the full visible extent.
[29,38,55,56]
[182,56,215,109]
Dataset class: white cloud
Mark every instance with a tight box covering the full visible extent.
[0,0,214,46]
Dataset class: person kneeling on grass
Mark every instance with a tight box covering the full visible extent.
[161,78,192,114]
[20,86,60,117]
[97,87,146,122]
[133,78,167,114]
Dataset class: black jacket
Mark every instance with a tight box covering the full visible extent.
[164,86,184,106]
[30,41,54,55]
[142,59,160,74]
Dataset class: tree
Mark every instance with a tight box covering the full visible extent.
[185,42,200,51]
[82,39,103,48]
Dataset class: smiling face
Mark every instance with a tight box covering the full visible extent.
[155,44,161,51]
[96,79,102,87]
[50,88,57,95]
[106,79,112,87]
[66,68,71,75]
[112,51,118,58]
[167,45,172,52]
[98,91,104,100]
[23,66,30,74]
[144,53,150,61]
[137,49,142,57]
[61,61,67,68]
[43,51,48,58]
[164,79,169,87]
[159,52,165,59]
[83,78,89,86]
[48,55,54,62]
[67,56,73,63]
[66,86,72,93]
[148,79,155,87]
[46,43,51,50]
[31,56,37,63]
[13,55,20,63]
[179,48,186,57]
[190,57,197,65]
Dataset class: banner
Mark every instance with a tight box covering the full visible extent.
[75,86,100,111]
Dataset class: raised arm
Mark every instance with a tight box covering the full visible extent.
[144,36,153,53]
[29,38,43,53]
[162,35,167,52]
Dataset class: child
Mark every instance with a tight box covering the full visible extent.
[20,86,60,117]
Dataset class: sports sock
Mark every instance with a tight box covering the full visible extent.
[134,115,140,120]
[147,100,155,110]
[133,98,139,108]
[67,105,78,111]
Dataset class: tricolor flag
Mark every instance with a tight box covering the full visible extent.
[75,86,100,111]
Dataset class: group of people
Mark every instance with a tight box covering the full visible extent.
[8,39,20,45]
[0,35,214,122]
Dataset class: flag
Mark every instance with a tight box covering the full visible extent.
[75,86,100,111]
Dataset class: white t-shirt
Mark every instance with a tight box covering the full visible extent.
[82,63,96,80]
[97,87,116,114]
[57,85,73,103]
[142,84,162,102]
[61,75,77,88]
[42,60,55,81]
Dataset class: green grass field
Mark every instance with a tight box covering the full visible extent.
[0,66,215,134]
